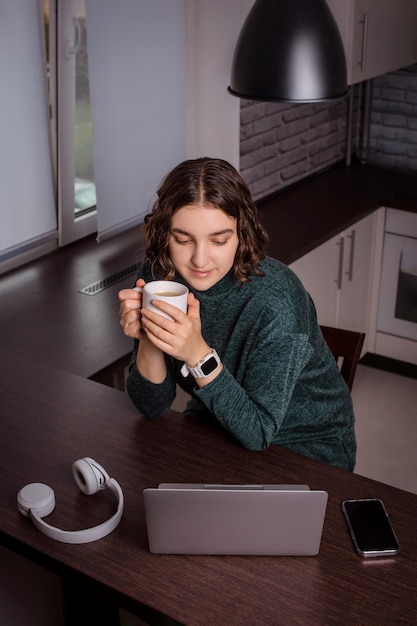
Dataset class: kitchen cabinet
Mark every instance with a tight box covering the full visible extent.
[373,208,417,365]
[290,232,340,327]
[326,0,417,84]
[290,211,378,349]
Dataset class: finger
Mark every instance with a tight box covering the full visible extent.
[120,309,142,338]
[118,288,142,304]
[141,308,177,333]
[187,292,200,318]
[145,299,187,322]
[118,278,145,301]
[141,315,174,347]
[119,301,141,325]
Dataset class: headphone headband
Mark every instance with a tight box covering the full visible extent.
[17,458,123,544]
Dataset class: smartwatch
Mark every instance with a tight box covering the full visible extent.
[181,349,221,379]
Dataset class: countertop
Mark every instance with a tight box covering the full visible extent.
[258,161,417,264]
[0,161,415,378]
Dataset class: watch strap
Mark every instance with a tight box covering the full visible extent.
[180,349,221,379]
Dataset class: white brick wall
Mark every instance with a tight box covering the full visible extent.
[240,98,354,199]
[369,64,417,170]
[240,63,417,199]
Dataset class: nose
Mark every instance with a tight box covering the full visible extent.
[191,242,209,268]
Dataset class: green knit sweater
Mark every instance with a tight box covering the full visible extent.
[126,257,356,470]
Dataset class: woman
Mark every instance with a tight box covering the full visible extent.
[118,157,356,470]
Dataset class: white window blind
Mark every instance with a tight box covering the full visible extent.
[85,0,187,242]
[0,3,57,262]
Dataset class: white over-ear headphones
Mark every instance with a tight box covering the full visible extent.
[16,458,124,544]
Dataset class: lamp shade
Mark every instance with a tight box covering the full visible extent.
[228,0,349,103]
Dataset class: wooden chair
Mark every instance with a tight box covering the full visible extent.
[320,325,365,391]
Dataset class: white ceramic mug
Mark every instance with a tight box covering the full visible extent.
[134,280,188,320]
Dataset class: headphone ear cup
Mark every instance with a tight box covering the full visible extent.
[72,457,110,495]
[17,483,56,518]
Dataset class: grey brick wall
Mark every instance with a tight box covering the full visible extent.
[240,97,357,200]
[368,64,417,171]
[240,64,417,200]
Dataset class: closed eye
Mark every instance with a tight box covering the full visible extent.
[174,237,192,245]
[171,228,235,244]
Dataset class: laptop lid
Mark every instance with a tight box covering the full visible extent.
[143,485,328,555]
[157,483,310,490]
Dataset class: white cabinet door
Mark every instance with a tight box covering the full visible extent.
[337,213,376,333]
[326,0,417,84]
[290,233,342,327]
[290,212,377,338]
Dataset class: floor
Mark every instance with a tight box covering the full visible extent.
[352,363,417,495]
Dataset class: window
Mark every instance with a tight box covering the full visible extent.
[0,0,186,272]
[57,0,187,245]
[56,0,97,245]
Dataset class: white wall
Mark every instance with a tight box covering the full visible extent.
[185,0,254,169]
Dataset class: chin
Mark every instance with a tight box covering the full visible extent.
[187,276,217,291]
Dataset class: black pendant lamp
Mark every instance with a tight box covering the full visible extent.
[228,0,349,103]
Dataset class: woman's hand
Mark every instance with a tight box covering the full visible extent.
[118,279,146,340]
[140,291,210,367]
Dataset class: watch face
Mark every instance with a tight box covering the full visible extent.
[201,355,218,375]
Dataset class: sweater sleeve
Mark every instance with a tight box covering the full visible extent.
[125,340,177,418]
[193,325,313,451]
[124,260,180,418]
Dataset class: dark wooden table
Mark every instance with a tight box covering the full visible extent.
[1,351,417,625]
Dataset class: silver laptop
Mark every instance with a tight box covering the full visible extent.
[143,484,328,555]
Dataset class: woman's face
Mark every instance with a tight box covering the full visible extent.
[168,203,239,291]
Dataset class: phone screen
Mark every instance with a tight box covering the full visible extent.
[342,499,400,557]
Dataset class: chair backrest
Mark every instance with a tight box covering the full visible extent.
[320,325,365,391]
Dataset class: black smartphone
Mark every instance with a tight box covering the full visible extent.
[342,499,400,558]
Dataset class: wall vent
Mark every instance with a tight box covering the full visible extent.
[79,264,139,295]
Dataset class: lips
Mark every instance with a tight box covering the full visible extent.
[190,269,213,279]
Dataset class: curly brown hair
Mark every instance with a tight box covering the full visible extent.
[143,157,268,282]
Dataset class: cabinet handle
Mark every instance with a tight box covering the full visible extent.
[359,13,368,72]
[335,236,344,290]
[346,229,356,282]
